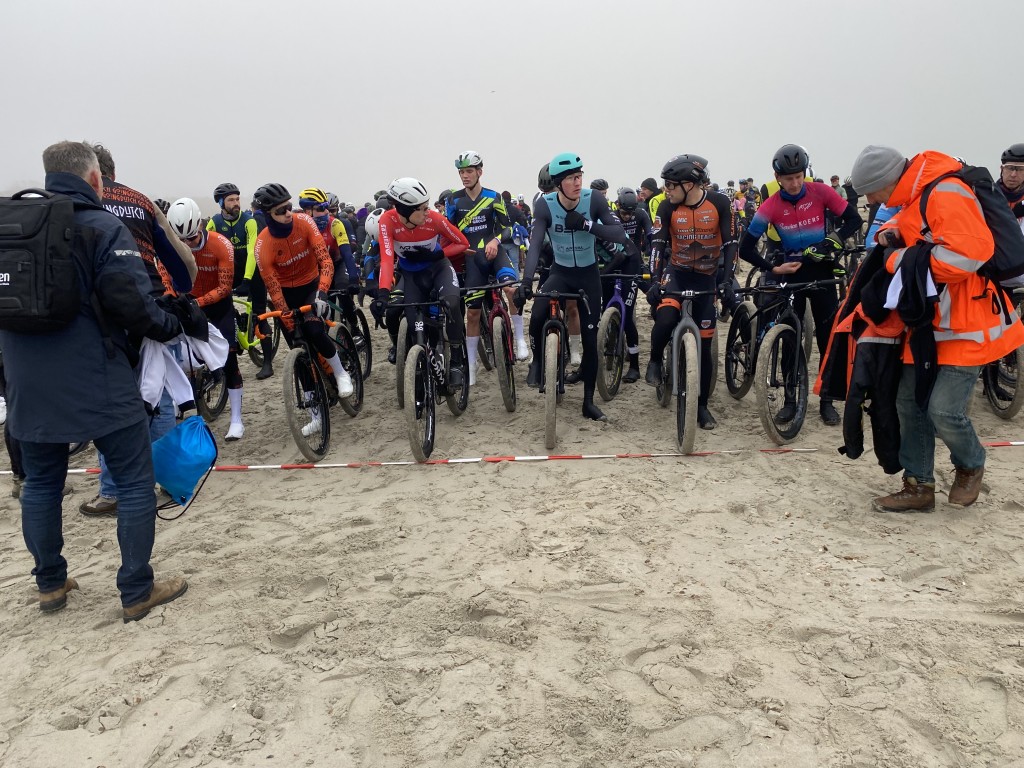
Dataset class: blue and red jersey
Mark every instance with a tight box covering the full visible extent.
[745,182,848,258]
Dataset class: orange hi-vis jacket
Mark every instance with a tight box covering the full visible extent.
[879,151,1024,366]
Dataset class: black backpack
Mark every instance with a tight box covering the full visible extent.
[0,189,99,333]
[918,165,1024,289]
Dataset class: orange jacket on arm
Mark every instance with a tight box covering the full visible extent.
[880,151,1024,366]
[189,231,234,307]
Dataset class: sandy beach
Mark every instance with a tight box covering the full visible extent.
[2,305,1023,768]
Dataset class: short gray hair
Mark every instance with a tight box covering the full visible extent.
[42,141,99,179]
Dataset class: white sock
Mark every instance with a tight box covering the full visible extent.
[326,353,346,378]
[228,387,243,424]
[512,314,525,340]
[570,334,582,355]
[467,336,479,370]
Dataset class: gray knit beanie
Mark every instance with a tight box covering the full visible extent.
[850,145,907,195]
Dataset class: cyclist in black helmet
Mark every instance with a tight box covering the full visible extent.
[998,143,1024,217]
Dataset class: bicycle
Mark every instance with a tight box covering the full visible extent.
[232,295,282,369]
[596,272,646,401]
[326,286,373,381]
[463,279,520,413]
[649,287,719,454]
[389,294,470,461]
[981,288,1024,419]
[531,287,588,450]
[258,304,364,461]
[180,347,227,421]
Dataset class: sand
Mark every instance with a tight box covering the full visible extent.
[1,303,1023,768]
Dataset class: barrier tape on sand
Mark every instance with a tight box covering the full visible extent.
[5,440,1020,474]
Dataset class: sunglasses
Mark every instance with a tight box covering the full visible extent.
[271,204,292,216]
[664,180,682,190]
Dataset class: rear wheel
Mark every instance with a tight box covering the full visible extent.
[656,343,673,408]
[708,327,719,398]
[446,341,470,416]
[544,332,559,450]
[493,315,517,412]
[802,305,814,364]
[350,308,373,381]
[248,317,281,368]
[282,346,330,461]
[395,316,409,408]
[478,326,495,372]
[725,301,755,399]
[195,367,228,421]
[755,324,808,445]
[596,306,624,402]
[404,345,435,461]
[675,329,700,454]
[982,345,1024,420]
[332,324,364,417]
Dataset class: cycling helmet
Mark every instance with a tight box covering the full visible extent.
[1001,143,1024,164]
[299,187,329,209]
[213,182,239,205]
[661,154,710,185]
[616,188,639,211]
[376,195,392,211]
[153,198,171,215]
[548,152,583,182]
[327,192,341,212]
[844,176,853,186]
[538,163,554,191]
[436,188,452,206]
[344,205,355,214]
[590,178,609,191]
[167,197,204,240]
[772,144,810,175]
[365,207,385,240]
[253,183,292,212]
[386,177,430,207]
[455,150,483,169]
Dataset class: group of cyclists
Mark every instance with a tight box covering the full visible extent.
[148,140,1024,452]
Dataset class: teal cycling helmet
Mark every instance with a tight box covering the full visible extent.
[548,152,583,183]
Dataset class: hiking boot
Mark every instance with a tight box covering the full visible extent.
[873,478,935,513]
[122,577,188,623]
[526,359,540,388]
[949,466,984,507]
[820,400,841,426]
[39,578,78,613]
[645,359,663,387]
[775,401,797,424]
[80,495,118,517]
[697,405,717,430]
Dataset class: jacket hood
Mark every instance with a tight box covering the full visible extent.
[887,151,963,208]
[44,171,103,206]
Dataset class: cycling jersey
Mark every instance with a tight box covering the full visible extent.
[188,231,234,307]
[651,191,737,276]
[523,191,626,278]
[376,209,470,292]
[759,177,812,242]
[619,208,653,255]
[745,182,849,258]
[445,187,513,250]
[254,213,333,311]
[207,211,258,284]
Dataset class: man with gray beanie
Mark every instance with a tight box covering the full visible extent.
[851,145,1024,512]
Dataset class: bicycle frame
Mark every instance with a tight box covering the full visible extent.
[464,280,520,365]
[534,289,587,395]
[389,298,456,394]
[661,289,716,397]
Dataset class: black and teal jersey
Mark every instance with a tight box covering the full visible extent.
[445,187,513,250]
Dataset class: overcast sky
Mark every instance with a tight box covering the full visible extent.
[5,0,1022,212]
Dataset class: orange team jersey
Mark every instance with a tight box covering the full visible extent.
[189,231,235,307]
[255,213,334,310]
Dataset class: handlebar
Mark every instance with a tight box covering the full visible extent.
[255,304,336,337]
[599,272,651,280]
[460,280,521,293]
[533,289,591,314]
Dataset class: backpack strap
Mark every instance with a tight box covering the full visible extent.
[917,171,961,239]
[69,199,117,359]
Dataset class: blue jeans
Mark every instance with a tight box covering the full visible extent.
[99,388,176,498]
[21,418,157,606]
[896,363,985,484]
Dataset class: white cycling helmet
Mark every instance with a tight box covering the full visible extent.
[167,197,204,240]
[387,177,430,207]
[455,150,483,169]
[365,207,385,240]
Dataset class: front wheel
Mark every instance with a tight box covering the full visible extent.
[404,345,435,461]
[755,324,808,445]
[725,301,755,399]
[282,346,331,461]
[544,332,559,450]
[982,345,1024,420]
[596,306,624,402]
[675,328,700,454]
[493,315,517,412]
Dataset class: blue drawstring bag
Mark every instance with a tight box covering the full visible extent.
[151,415,217,511]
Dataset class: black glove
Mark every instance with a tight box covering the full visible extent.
[563,210,591,232]
[1014,201,1024,219]
[170,294,209,341]
[803,236,843,262]
[646,283,662,307]
[234,278,250,297]
[513,283,533,311]
[369,288,389,325]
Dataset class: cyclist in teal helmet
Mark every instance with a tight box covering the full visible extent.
[514,153,628,422]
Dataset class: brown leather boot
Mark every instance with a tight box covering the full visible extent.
[949,466,984,507]
[39,578,79,613]
[122,577,188,623]
[873,477,935,513]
